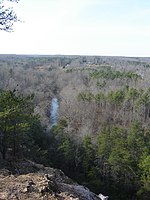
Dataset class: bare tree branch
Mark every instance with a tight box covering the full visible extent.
[0,0,20,32]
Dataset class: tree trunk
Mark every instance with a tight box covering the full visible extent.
[2,149,6,160]
[1,132,7,160]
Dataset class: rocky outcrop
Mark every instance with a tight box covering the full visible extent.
[0,160,108,200]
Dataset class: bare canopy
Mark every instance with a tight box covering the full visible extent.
[0,0,20,31]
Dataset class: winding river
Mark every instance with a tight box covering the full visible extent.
[50,97,59,127]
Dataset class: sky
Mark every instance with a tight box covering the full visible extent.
[0,0,150,56]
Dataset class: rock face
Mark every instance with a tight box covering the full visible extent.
[0,160,107,200]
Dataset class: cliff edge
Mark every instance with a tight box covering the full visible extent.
[0,160,108,200]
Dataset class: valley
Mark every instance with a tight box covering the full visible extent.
[0,54,150,199]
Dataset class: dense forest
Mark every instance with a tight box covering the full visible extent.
[0,55,150,199]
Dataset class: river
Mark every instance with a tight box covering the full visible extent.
[50,97,59,127]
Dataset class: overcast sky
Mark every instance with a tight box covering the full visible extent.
[0,0,150,56]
